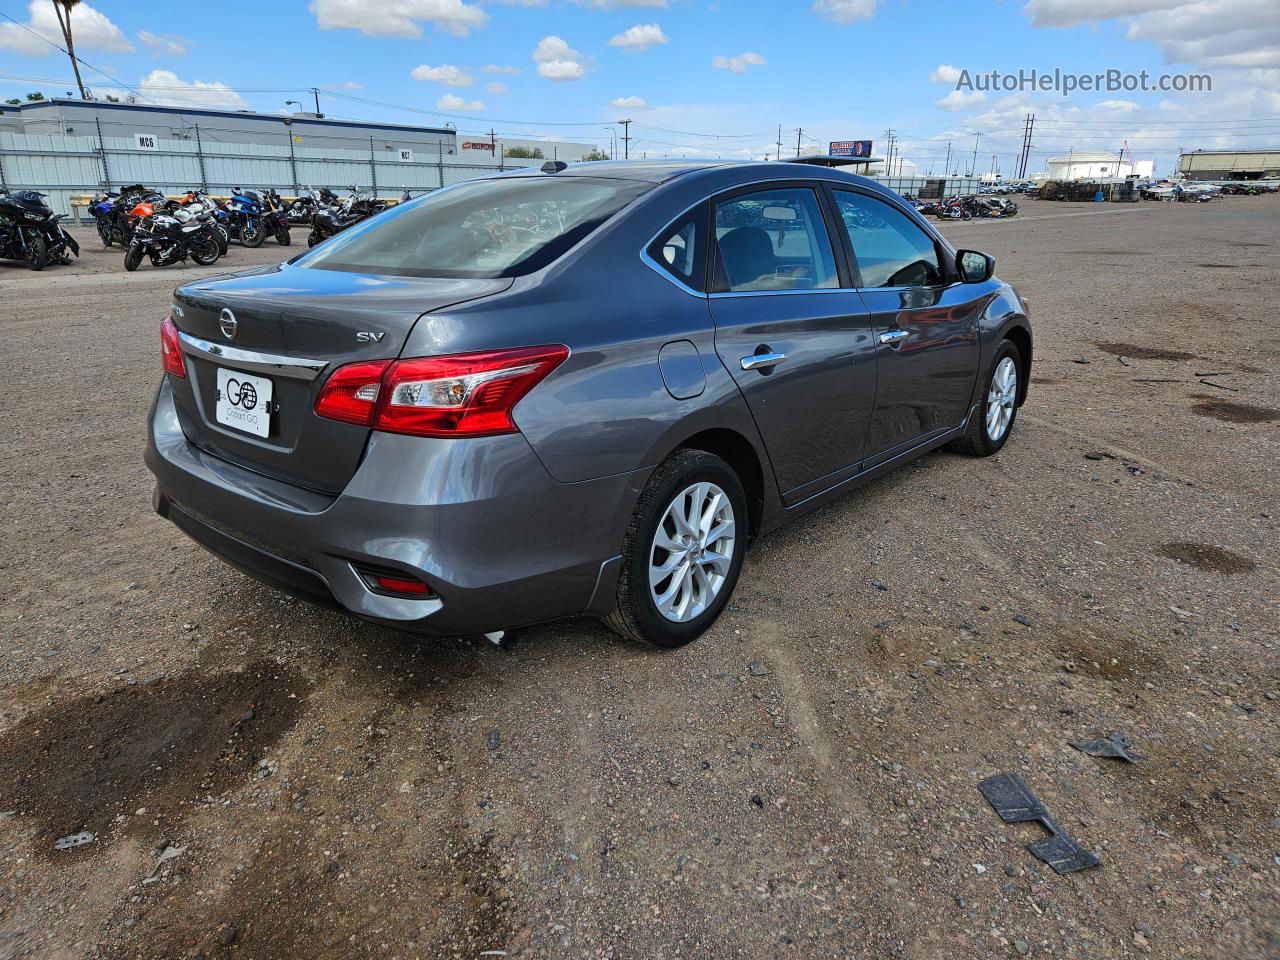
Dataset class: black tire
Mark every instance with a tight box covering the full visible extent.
[275,226,292,246]
[97,220,112,247]
[949,338,1023,457]
[216,227,229,256]
[189,235,221,266]
[241,218,266,248]
[123,243,145,272]
[605,449,748,648]
[307,229,323,247]
[25,233,47,271]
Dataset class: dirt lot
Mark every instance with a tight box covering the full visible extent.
[1,197,1277,960]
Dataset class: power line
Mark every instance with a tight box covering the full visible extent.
[0,12,155,104]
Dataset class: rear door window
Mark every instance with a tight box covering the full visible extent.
[712,187,839,292]
[647,203,707,291]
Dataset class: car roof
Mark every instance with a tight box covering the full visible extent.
[495,158,898,196]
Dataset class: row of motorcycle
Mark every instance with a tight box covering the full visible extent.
[908,195,1020,221]
[85,184,399,271]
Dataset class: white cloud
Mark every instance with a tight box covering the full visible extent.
[1024,0,1180,29]
[135,69,247,109]
[137,31,187,58]
[483,63,521,74]
[812,0,879,23]
[712,51,766,73]
[534,35,587,81]
[607,23,669,51]
[611,95,649,109]
[0,0,132,57]
[437,93,486,111]
[486,82,509,94]
[411,64,474,87]
[935,89,987,110]
[1025,0,1280,69]
[1096,97,1140,111]
[309,0,486,38]
[930,64,963,85]
[573,0,667,8]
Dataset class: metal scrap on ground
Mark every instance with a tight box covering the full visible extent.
[1070,733,1147,763]
[978,772,1100,875]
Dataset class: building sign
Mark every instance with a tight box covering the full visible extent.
[830,139,872,158]
[397,148,413,162]
[462,140,494,152]
[134,133,159,151]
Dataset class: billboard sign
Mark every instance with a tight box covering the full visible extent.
[830,140,873,158]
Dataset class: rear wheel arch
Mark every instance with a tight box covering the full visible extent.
[674,427,764,541]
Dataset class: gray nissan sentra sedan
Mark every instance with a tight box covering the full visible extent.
[145,159,1031,648]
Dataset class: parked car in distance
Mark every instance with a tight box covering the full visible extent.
[146,159,1032,648]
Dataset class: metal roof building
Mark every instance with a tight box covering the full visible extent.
[1177,149,1280,181]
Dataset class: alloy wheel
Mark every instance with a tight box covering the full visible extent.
[985,356,1017,441]
[649,482,736,623]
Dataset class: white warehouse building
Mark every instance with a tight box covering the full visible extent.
[1046,151,1153,181]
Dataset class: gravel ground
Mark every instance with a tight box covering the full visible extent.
[0,198,1277,960]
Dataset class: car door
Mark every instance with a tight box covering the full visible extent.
[829,188,983,464]
[708,182,878,505]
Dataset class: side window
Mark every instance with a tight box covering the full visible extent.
[832,190,944,288]
[713,187,839,292]
[647,203,707,291]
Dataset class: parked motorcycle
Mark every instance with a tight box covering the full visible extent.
[123,199,222,271]
[286,186,338,226]
[0,189,80,270]
[261,189,292,245]
[307,187,383,247]
[91,184,153,247]
[171,190,230,255]
[221,187,266,247]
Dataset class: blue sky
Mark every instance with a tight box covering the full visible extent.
[1,0,1277,175]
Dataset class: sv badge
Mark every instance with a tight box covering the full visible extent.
[356,331,386,343]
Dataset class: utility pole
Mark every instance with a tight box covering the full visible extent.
[776,124,782,162]
[1016,113,1036,179]
[990,153,997,176]
[794,127,803,158]
[970,132,981,176]
[310,87,324,117]
[489,128,497,158]
[617,118,632,159]
[943,141,952,178]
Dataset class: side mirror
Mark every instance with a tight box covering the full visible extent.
[956,249,995,283]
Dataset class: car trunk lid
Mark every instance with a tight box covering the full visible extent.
[169,262,512,493]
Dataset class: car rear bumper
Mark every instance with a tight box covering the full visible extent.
[145,378,646,636]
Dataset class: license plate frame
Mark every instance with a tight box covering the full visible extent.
[214,367,274,438]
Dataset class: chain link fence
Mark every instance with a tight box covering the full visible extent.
[0,128,534,220]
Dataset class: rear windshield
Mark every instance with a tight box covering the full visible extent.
[298,176,650,279]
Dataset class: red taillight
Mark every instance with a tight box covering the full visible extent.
[161,315,186,378]
[314,359,391,426]
[315,345,568,438]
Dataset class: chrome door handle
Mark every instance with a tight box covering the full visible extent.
[741,352,788,371]
[879,330,909,345]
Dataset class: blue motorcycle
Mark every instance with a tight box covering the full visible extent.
[220,187,266,247]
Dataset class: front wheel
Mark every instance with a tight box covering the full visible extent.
[605,449,747,648]
[97,220,113,247]
[123,243,145,272]
[240,218,266,248]
[949,339,1023,457]
[275,225,292,246]
[25,233,47,271]
[307,229,323,247]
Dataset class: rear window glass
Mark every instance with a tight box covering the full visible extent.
[299,176,650,279]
